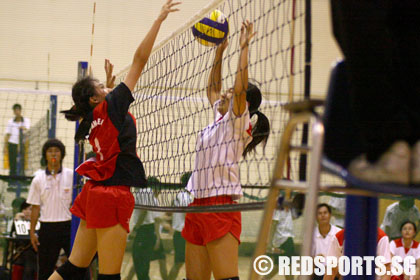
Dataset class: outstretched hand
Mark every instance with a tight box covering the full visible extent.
[216,38,229,54]
[105,59,116,89]
[158,0,181,22]
[239,20,256,49]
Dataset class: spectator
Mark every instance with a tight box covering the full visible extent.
[312,203,341,280]
[323,228,391,280]
[14,200,31,221]
[26,139,73,280]
[128,186,168,280]
[11,197,26,219]
[168,189,192,280]
[380,198,420,240]
[263,207,296,280]
[389,221,420,280]
[11,201,37,280]
[4,104,30,179]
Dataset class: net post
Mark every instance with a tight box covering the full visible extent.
[70,61,88,249]
[48,95,57,139]
[299,0,312,182]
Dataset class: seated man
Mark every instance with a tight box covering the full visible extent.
[11,201,37,280]
[380,198,420,240]
[312,203,341,280]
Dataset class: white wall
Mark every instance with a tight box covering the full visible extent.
[0,0,215,90]
[0,0,341,93]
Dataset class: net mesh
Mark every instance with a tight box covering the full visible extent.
[0,89,75,209]
[112,0,305,211]
[115,0,307,211]
[0,90,50,179]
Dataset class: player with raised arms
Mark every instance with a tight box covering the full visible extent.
[182,20,270,280]
[50,1,180,280]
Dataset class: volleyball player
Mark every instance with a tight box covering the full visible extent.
[50,1,180,280]
[181,21,270,280]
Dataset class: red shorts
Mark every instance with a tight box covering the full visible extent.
[71,180,134,233]
[181,196,241,246]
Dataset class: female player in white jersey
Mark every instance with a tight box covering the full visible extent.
[50,1,180,280]
[182,21,270,280]
[389,221,420,280]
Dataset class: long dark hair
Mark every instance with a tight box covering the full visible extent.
[61,76,98,142]
[400,220,417,233]
[243,82,270,157]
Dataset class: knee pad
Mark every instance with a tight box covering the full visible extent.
[56,261,88,280]
[98,273,121,280]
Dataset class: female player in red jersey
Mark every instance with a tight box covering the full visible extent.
[181,21,270,280]
[49,1,180,280]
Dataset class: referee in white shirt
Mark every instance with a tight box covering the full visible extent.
[26,139,73,280]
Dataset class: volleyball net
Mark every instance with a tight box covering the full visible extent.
[115,0,308,211]
[0,89,75,192]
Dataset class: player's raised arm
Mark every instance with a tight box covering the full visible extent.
[105,59,116,89]
[207,39,228,106]
[233,20,255,116]
[124,0,181,91]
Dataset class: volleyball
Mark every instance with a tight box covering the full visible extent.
[192,10,229,47]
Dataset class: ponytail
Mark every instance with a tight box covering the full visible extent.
[243,110,270,157]
[243,81,270,157]
[61,76,98,142]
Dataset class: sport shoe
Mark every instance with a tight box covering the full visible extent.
[411,141,420,184]
[348,141,410,184]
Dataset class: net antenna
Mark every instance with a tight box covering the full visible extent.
[88,2,97,76]
[115,0,306,214]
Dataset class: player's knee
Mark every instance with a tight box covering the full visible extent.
[98,273,121,280]
[56,260,88,280]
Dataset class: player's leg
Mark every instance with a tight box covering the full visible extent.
[185,241,212,280]
[96,224,127,275]
[206,233,239,280]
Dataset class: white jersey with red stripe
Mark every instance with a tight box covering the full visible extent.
[390,238,420,260]
[186,99,252,200]
[326,228,392,264]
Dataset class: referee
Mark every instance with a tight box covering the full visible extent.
[27,139,73,280]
